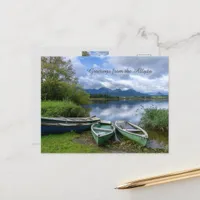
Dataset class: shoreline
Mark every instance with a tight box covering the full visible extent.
[41,130,168,153]
[90,98,168,101]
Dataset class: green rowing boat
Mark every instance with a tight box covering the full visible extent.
[115,121,148,146]
[91,121,115,145]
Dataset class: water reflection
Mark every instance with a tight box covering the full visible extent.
[87,100,168,124]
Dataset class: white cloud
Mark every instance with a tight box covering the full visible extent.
[79,72,168,93]
[108,56,168,79]
[72,56,168,94]
[71,57,86,77]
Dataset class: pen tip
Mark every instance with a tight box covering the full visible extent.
[115,185,126,189]
[115,183,145,190]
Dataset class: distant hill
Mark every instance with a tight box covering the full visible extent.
[148,92,168,96]
[85,87,169,97]
[85,87,149,97]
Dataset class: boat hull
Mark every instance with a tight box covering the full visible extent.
[41,118,66,123]
[41,116,100,124]
[116,128,147,146]
[41,123,91,135]
[91,129,114,145]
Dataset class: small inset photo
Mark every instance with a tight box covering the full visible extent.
[41,56,168,153]
[82,51,109,57]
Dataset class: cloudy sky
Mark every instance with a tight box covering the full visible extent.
[68,56,168,94]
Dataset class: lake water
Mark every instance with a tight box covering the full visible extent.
[86,100,168,149]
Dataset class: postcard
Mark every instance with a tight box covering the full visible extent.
[41,54,168,153]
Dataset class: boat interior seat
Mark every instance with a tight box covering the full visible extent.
[93,127,112,131]
[125,128,141,132]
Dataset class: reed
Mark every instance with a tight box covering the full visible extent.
[139,107,168,132]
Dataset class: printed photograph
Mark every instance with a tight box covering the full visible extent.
[82,51,109,57]
[41,55,168,153]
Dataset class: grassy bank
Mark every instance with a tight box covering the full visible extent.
[41,132,104,153]
[41,101,89,117]
[41,131,168,153]
[139,108,168,132]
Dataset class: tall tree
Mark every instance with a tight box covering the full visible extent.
[41,57,77,100]
[41,57,77,83]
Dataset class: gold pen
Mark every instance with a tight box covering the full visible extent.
[115,167,200,189]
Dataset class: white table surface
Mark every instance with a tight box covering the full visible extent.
[1,0,200,199]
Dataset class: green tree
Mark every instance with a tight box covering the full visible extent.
[62,83,90,104]
[41,57,77,83]
[41,57,77,100]
[41,56,89,104]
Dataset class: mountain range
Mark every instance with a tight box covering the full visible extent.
[85,87,168,97]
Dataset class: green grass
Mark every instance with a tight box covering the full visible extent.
[41,100,89,117]
[41,131,168,153]
[41,132,104,153]
[139,107,168,132]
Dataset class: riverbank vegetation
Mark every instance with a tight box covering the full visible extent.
[124,96,168,100]
[90,94,120,101]
[41,101,89,117]
[139,107,168,132]
[90,95,168,101]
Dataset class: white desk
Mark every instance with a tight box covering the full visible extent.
[1,0,200,199]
